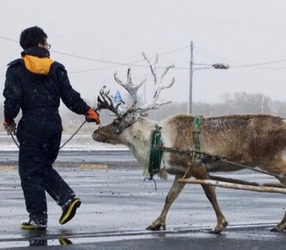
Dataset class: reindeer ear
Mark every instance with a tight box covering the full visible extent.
[140,113,149,117]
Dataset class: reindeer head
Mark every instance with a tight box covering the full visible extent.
[92,53,175,144]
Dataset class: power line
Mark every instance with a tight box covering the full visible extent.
[52,50,134,66]
[52,46,189,70]
[68,46,192,73]
[229,59,286,68]
[194,45,286,69]
[158,45,189,56]
[1,34,286,72]
[0,35,18,43]
[0,35,221,71]
[194,45,240,65]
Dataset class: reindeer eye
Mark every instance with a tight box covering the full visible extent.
[114,119,121,125]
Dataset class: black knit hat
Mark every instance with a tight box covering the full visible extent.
[20,26,47,49]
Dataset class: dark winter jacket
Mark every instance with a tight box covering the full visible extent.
[3,47,90,127]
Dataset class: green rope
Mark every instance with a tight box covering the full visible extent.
[193,116,202,151]
[148,125,164,176]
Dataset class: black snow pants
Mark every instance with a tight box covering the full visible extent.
[17,113,76,221]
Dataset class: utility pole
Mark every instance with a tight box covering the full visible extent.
[188,41,229,114]
[188,41,193,114]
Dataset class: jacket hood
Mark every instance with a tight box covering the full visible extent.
[21,47,54,75]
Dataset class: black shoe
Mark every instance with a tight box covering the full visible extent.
[59,198,81,225]
[59,238,73,245]
[21,219,47,230]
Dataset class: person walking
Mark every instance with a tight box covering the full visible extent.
[2,26,100,230]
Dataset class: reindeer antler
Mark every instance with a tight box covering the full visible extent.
[96,53,175,118]
[114,68,147,115]
[97,86,122,116]
[139,53,175,114]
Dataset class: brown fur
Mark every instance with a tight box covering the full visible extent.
[93,113,286,233]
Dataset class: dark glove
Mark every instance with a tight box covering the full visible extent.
[3,119,17,135]
[85,108,100,124]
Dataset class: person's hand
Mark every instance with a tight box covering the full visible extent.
[85,108,100,124]
[3,119,17,135]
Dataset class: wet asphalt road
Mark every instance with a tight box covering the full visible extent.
[1,150,286,249]
[0,149,136,164]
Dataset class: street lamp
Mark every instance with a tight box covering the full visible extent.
[212,63,229,70]
[188,41,229,114]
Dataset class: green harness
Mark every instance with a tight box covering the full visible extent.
[148,125,164,177]
[148,116,203,177]
[193,116,202,152]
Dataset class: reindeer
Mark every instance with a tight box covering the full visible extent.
[92,54,286,233]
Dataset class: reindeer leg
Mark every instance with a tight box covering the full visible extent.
[271,211,286,232]
[147,175,186,231]
[267,166,286,232]
[271,175,286,232]
[192,163,228,234]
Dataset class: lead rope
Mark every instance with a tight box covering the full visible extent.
[10,133,19,149]
[60,106,101,149]
[9,119,101,150]
[59,120,87,149]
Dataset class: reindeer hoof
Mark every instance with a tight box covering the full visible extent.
[146,225,156,231]
[146,224,166,231]
[212,220,228,234]
[270,227,284,232]
[211,228,222,234]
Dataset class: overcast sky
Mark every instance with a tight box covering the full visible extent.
[1,0,286,107]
